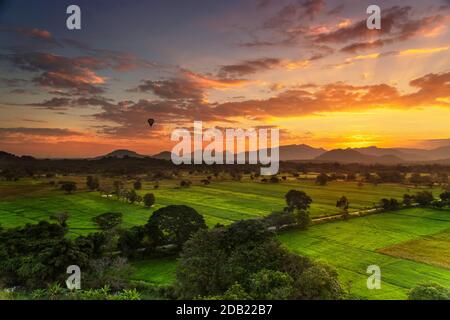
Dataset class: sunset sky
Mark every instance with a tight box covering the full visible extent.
[0,0,449,157]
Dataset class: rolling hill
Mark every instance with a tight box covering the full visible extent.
[93,149,148,160]
[277,144,326,161]
[315,149,404,164]
[151,151,173,161]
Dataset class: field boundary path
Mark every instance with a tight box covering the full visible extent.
[272,204,422,231]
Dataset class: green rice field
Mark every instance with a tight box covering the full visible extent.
[1,177,448,300]
[0,177,441,233]
[279,208,450,299]
[131,208,450,299]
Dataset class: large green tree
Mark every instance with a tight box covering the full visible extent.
[143,193,155,208]
[60,181,77,194]
[284,190,312,229]
[145,205,206,249]
[284,190,312,212]
[315,173,329,186]
[336,196,350,219]
[414,191,434,206]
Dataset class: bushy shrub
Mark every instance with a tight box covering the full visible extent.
[408,283,449,300]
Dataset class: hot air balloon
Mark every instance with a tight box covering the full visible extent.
[148,118,155,127]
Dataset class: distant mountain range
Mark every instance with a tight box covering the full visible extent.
[315,146,450,164]
[352,146,450,161]
[94,144,326,162]
[2,144,450,164]
[106,144,450,164]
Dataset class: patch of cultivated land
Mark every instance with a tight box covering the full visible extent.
[2,179,449,299]
[130,257,177,285]
[0,178,443,232]
[129,208,450,299]
[378,228,450,269]
[279,208,450,299]
[0,182,152,236]
[149,180,425,220]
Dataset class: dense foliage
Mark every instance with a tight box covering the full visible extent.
[176,219,342,300]
[0,222,92,288]
[408,283,449,300]
[146,205,207,249]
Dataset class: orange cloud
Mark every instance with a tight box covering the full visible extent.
[337,19,352,29]
[283,59,310,70]
[399,46,450,56]
[184,70,249,89]
[334,46,449,69]
[209,71,449,120]
[17,28,53,41]
[330,9,449,53]
[217,57,311,77]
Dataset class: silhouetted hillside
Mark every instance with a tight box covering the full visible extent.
[355,146,450,161]
[93,149,148,160]
[315,149,404,164]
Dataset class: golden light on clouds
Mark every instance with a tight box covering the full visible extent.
[339,134,383,148]
[436,97,450,103]
[354,53,380,60]
[399,46,450,56]
[337,19,352,28]
[283,59,310,70]
[184,71,249,89]
[268,107,450,149]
